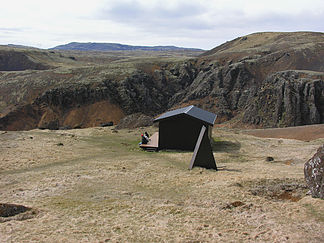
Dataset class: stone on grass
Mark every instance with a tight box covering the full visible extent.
[304,145,324,199]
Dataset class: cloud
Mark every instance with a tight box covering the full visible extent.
[98,0,210,31]
[0,0,323,49]
[0,27,23,32]
[93,0,324,49]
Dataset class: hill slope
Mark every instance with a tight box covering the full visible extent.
[171,32,324,127]
[0,49,50,71]
[0,32,323,130]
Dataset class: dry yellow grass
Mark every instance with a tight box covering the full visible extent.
[0,127,324,242]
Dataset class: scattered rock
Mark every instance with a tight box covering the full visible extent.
[304,144,324,199]
[265,156,274,162]
[232,182,243,187]
[221,201,245,210]
[249,179,307,202]
[100,121,114,127]
[121,143,130,147]
[59,125,72,130]
[0,203,38,223]
[284,159,294,165]
[0,203,31,218]
[56,143,64,146]
[230,201,245,207]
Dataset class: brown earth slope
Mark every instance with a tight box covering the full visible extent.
[0,50,49,71]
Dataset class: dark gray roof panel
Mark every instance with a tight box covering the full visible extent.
[154,106,191,121]
[186,106,217,125]
[154,105,217,126]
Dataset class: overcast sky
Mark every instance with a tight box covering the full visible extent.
[0,0,323,50]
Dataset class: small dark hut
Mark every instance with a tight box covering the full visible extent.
[153,105,217,170]
[140,105,217,170]
[154,105,216,151]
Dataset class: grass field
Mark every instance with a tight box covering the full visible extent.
[1,126,324,242]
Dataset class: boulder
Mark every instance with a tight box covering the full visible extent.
[304,145,324,199]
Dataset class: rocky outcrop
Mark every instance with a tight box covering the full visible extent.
[32,64,198,128]
[242,71,324,127]
[304,145,324,199]
[168,61,258,121]
[1,61,323,131]
[169,32,324,126]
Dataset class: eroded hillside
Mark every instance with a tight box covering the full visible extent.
[176,32,324,126]
[0,32,323,130]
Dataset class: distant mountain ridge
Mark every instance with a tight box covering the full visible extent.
[51,42,204,52]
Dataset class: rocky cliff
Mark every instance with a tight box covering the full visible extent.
[170,32,324,127]
[0,32,323,130]
[243,71,324,126]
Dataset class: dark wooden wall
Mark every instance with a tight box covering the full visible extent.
[158,115,212,151]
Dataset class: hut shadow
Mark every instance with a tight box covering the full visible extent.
[216,166,241,172]
[211,139,241,153]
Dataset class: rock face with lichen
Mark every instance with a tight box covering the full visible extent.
[304,145,324,199]
[242,71,324,127]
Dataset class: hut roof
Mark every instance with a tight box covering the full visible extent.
[154,105,217,126]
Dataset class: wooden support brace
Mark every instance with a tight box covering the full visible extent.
[189,125,217,170]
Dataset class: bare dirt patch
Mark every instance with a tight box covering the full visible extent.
[244,124,324,141]
[247,178,308,202]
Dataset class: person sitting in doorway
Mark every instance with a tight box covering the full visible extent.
[140,134,149,145]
